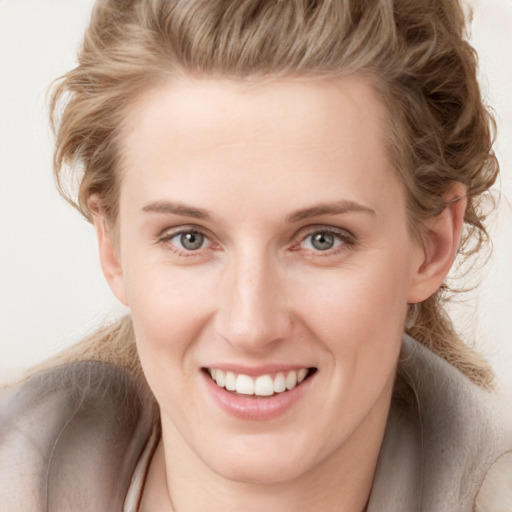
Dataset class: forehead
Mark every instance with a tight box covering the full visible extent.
[117,75,403,222]
[121,75,386,154]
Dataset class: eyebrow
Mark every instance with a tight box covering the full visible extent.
[286,200,376,223]
[142,199,375,222]
[142,201,213,220]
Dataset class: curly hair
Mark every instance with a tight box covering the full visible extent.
[49,0,498,388]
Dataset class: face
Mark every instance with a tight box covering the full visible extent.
[103,76,428,485]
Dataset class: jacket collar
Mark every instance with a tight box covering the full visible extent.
[368,335,511,512]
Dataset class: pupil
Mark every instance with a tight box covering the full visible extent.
[312,232,334,250]
[181,232,203,250]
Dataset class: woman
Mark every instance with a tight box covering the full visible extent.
[1,0,511,510]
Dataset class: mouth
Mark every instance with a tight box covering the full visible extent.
[204,367,317,397]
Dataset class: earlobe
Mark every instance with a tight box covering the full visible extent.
[90,200,129,306]
[407,183,467,304]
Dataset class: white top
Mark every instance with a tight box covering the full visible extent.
[124,428,159,512]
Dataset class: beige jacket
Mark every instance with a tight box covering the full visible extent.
[0,335,510,511]
[368,336,512,511]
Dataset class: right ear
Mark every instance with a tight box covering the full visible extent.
[89,197,129,306]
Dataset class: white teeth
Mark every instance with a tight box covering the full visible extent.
[285,371,297,390]
[215,370,225,388]
[254,375,274,396]
[208,368,310,396]
[225,371,236,391]
[297,368,308,383]
[274,372,286,393]
[236,374,255,395]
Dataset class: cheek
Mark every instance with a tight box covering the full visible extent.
[124,265,220,409]
[291,253,411,400]
[294,259,410,343]
[121,254,218,359]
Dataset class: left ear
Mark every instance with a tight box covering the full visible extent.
[407,182,467,304]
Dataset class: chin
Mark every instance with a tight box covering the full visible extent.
[201,435,321,485]
[211,458,308,485]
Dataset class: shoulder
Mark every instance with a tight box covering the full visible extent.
[400,336,512,511]
[369,335,512,512]
[0,361,156,511]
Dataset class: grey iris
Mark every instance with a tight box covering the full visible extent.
[181,232,204,250]
[311,232,335,250]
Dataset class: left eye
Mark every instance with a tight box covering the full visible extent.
[169,231,210,251]
[301,230,345,251]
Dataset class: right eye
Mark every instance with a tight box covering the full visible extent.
[161,229,212,253]
[172,231,208,251]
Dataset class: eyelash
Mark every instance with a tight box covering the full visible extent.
[292,226,355,256]
[158,225,355,258]
[159,226,214,257]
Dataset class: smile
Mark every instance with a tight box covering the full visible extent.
[207,368,314,397]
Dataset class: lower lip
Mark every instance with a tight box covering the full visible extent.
[202,371,314,421]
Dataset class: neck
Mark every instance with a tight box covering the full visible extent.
[140,387,392,512]
[141,442,375,512]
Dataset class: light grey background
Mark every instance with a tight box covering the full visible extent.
[1,0,511,390]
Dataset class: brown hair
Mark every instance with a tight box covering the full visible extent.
[49,0,498,388]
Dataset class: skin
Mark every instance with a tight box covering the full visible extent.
[93,76,466,511]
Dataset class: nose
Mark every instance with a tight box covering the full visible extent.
[214,249,292,354]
